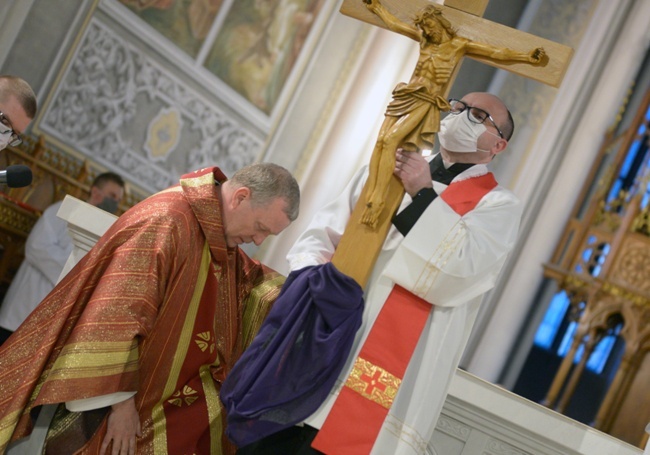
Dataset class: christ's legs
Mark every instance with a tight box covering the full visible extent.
[362,105,430,228]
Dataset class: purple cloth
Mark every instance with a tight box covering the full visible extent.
[220,262,364,447]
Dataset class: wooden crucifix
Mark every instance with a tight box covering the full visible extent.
[331,0,574,287]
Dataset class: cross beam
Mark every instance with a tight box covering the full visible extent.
[340,0,573,88]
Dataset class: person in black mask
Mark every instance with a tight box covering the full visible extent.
[0,172,125,344]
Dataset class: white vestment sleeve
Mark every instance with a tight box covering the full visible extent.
[287,167,369,270]
[383,186,522,307]
[23,203,73,285]
[66,391,136,412]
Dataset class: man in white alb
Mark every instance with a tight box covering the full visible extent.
[0,172,125,345]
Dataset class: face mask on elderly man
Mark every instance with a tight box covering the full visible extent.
[438,111,500,153]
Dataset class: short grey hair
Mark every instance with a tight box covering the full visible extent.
[229,162,300,221]
[0,75,37,119]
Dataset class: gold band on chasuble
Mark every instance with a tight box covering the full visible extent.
[153,241,212,454]
[344,357,401,409]
[47,340,139,381]
[180,170,216,188]
[240,274,285,350]
[200,363,222,455]
[0,410,22,453]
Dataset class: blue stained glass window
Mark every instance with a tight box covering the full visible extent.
[617,138,641,178]
[575,237,610,277]
[586,335,618,374]
[590,243,610,277]
[542,317,620,374]
[607,181,623,203]
[642,180,650,208]
[558,320,578,356]
[534,291,570,349]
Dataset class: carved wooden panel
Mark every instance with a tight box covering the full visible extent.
[610,234,650,294]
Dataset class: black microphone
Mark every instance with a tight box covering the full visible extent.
[0,165,33,188]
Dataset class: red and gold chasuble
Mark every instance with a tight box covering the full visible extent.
[0,167,283,455]
[312,173,498,454]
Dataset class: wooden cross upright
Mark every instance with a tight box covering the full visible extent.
[330,0,574,287]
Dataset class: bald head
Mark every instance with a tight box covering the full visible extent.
[439,92,513,164]
[461,92,514,140]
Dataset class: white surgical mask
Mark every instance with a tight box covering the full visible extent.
[439,113,497,153]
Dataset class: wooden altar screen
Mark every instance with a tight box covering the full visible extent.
[542,88,650,448]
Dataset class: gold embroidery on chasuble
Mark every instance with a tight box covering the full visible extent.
[345,358,401,409]
[153,241,212,453]
[0,410,21,451]
[200,364,223,455]
[181,171,217,188]
[167,386,199,407]
[48,340,139,381]
[214,250,236,363]
[240,274,285,349]
[195,331,216,354]
[195,255,224,454]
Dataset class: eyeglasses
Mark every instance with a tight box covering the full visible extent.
[0,112,23,147]
[448,99,504,139]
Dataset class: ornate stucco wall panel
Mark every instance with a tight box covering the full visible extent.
[34,17,263,193]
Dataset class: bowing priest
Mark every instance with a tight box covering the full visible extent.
[0,163,300,455]
[222,92,523,454]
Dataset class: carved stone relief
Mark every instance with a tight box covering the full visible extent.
[38,18,262,193]
[485,438,532,455]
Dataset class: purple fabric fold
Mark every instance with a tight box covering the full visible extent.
[220,262,364,447]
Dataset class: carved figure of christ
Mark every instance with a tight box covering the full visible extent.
[331,0,574,287]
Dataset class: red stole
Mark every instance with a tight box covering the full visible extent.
[312,173,497,454]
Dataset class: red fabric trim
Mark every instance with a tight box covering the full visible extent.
[312,285,430,454]
[440,173,497,216]
[313,388,387,455]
